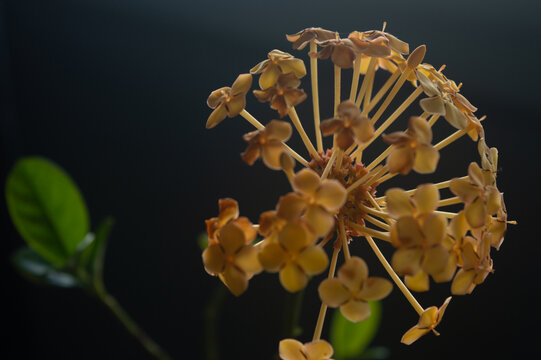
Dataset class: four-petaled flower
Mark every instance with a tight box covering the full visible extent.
[382,116,439,175]
[313,37,359,69]
[450,162,502,229]
[202,221,262,296]
[348,30,409,57]
[253,73,307,117]
[318,256,392,322]
[320,100,375,150]
[258,221,328,292]
[241,120,292,170]
[279,339,334,360]
[451,236,493,295]
[250,49,307,90]
[286,27,337,50]
[206,73,252,129]
[401,297,452,345]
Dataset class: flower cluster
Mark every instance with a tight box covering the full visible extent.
[202,25,512,357]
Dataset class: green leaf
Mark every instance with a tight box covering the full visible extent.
[197,232,209,251]
[79,217,114,281]
[5,157,90,266]
[12,247,80,288]
[330,301,382,360]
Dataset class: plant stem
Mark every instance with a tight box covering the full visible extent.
[94,285,171,360]
[204,284,229,360]
[282,289,305,339]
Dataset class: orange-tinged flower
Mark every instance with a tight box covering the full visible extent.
[205,198,256,243]
[279,338,334,360]
[451,236,493,295]
[401,297,452,345]
[313,37,359,69]
[348,30,409,57]
[450,162,502,229]
[320,100,374,150]
[241,120,292,170]
[253,73,307,117]
[383,116,440,175]
[258,221,328,292]
[206,74,252,129]
[202,221,262,296]
[286,27,337,50]
[318,257,392,322]
[250,49,307,90]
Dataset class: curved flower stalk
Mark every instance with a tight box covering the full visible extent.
[202,25,513,356]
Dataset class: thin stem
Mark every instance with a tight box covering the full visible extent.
[313,245,340,341]
[335,149,345,172]
[346,165,383,194]
[95,287,171,360]
[427,114,440,127]
[339,218,351,260]
[240,109,309,166]
[363,73,374,112]
[375,172,396,185]
[438,196,462,207]
[365,69,401,114]
[349,58,362,102]
[321,149,338,180]
[434,129,467,150]
[375,176,468,201]
[369,69,412,125]
[364,166,388,187]
[288,107,321,162]
[347,222,391,243]
[282,289,305,339]
[355,57,377,107]
[366,145,393,171]
[364,214,390,230]
[359,204,392,220]
[310,41,323,153]
[334,65,341,115]
[364,235,424,315]
[434,210,459,219]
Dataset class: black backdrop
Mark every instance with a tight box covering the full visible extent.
[2,0,540,359]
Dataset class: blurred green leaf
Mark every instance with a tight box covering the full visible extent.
[79,217,114,281]
[330,301,382,360]
[359,346,390,360]
[12,247,80,288]
[197,232,209,251]
[5,157,90,266]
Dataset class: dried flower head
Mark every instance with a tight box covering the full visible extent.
[202,24,512,354]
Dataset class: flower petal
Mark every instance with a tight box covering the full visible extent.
[293,168,321,196]
[279,339,305,360]
[206,103,228,129]
[259,64,281,90]
[297,245,329,275]
[415,70,439,97]
[391,247,422,276]
[385,188,414,218]
[318,278,351,307]
[401,326,430,345]
[386,145,414,175]
[422,245,449,275]
[338,256,368,292]
[226,93,247,117]
[413,184,439,214]
[409,116,432,144]
[279,58,307,79]
[202,244,225,275]
[304,340,334,360]
[465,197,487,229]
[280,262,308,292]
[315,179,347,212]
[235,245,262,275]
[279,222,310,252]
[449,178,479,204]
[259,242,287,272]
[451,269,476,295]
[220,265,248,296]
[422,213,447,245]
[219,222,246,254]
[277,193,307,222]
[262,141,286,170]
[320,118,344,136]
[395,216,423,246]
[340,299,371,322]
[413,144,439,174]
[266,120,293,142]
[304,205,335,237]
[405,270,429,292]
[358,277,393,300]
[444,102,467,130]
[420,96,446,115]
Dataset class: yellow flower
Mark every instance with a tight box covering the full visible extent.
[258,221,328,292]
[253,73,307,117]
[451,236,493,295]
[202,221,262,296]
[401,297,452,345]
[387,185,450,281]
[382,116,439,175]
[205,198,256,243]
[241,120,292,170]
[250,49,307,90]
[279,339,334,360]
[286,27,337,50]
[348,30,409,57]
[313,37,359,69]
[320,100,374,150]
[450,162,502,229]
[318,257,392,322]
[206,73,252,129]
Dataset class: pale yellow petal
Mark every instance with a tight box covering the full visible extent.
[449,178,479,204]
[358,277,393,300]
[279,338,305,360]
[444,102,467,130]
[413,144,439,174]
[259,64,281,89]
[262,141,286,170]
[277,193,307,222]
[451,269,476,295]
[259,242,287,272]
[340,299,371,323]
[422,213,447,245]
[413,184,439,214]
[280,262,308,292]
[405,270,429,292]
[409,116,432,144]
[219,222,245,254]
[297,245,329,275]
[338,256,368,292]
[266,120,293,142]
[420,96,446,115]
[395,216,423,246]
[293,168,321,196]
[304,340,334,360]
[418,306,438,328]
[432,253,457,283]
[422,245,449,275]
[202,244,225,275]
[206,103,228,129]
[391,247,422,276]
[318,278,351,307]
[401,326,430,345]
[415,70,439,97]
[235,245,263,275]
[386,145,414,175]
[465,197,487,229]
[315,180,347,212]
[221,265,248,296]
[485,186,502,215]
[278,222,310,253]
[385,188,414,218]
[305,205,335,237]
[279,58,307,78]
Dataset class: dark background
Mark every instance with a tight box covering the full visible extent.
[1,0,540,359]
